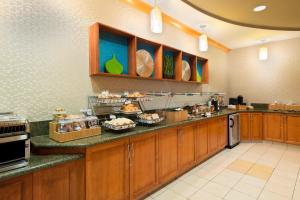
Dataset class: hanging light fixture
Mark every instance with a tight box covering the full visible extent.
[150,0,162,33]
[258,39,268,60]
[199,25,208,52]
[259,46,268,60]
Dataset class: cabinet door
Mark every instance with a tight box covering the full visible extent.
[178,125,196,172]
[195,122,208,162]
[158,128,178,184]
[33,160,84,200]
[0,174,32,200]
[286,115,300,145]
[251,113,263,141]
[240,113,251,141]
[130,132,158,200]
[217,117,228,149]
[208,119,219,153]
[263,113,283,142]
[86,139,129,200]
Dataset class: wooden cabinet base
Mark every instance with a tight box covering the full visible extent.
[0,174,32,200]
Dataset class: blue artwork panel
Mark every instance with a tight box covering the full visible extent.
[196,60,203,82]
[99,30,128,74]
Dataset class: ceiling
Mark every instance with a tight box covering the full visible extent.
[183,0,300,31]
[143,0,300,49]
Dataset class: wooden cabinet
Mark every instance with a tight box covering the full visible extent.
[208,119,219,153]
[263,113,284,142]
[217,116,228,149]
[208,117,228,153]
[195,122,208,163]
[33,160,85,200]
[86,139,129,200]
[240,113,251,140]
[130,132,158,200]
[0,174,32,200]
[158,128,178,184]
[286,115,300,145]
[251,113,263,140]
[178,125,196,172]
[240,112,263,141]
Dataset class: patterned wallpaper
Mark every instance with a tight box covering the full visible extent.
[0,0,227,121]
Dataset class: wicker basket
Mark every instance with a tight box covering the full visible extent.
[268,103,287,111]
[49,122,101,143]
[236,105,247,110]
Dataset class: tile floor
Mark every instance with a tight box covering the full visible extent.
[144,142,300,200]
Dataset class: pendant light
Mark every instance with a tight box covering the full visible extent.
[150,0,162,33]
[259,46,268,60]
[199,25,208,52]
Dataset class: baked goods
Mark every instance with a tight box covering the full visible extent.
[103,118,136,130]
[104,118,134,126]
[138,113,160,121]
[126,92,145,98]
[98,91,121,99]
[137,113,164,124]
[121,103,140,113]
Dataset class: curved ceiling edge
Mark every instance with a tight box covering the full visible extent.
[182,0,300,31]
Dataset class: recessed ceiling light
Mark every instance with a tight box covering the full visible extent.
[253,5,267,12]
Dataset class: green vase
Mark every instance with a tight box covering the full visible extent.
[105,54,123,74]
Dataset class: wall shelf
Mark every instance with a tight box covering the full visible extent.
[89,22,209,84]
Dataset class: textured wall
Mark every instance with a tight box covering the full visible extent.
[0,0,228,121]
[227,37,300,104]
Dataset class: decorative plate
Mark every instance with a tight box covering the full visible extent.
[136,49,154,77]
[182,60,191,81]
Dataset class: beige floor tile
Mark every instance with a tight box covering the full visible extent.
[224,190,256,200]
[227,159,254,174]
[151,187,167,198]
[202,182,231,198]
[247,164,274,180]
[181,174,208,189]
[189,190,222,200]
[273,169,298,181]
[153,189,186,200]
[194,167,223,180]
[268,174,296,188]
[234,181,262,198]
[168,180,198,198]
[143,197,153,200]
[240,175,267,188]
[264,182,294,198]
[293,188,300,200]
[258,190,290,200]
[212,169,242,187]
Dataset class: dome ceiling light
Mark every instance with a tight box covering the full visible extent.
[253,5,267,12]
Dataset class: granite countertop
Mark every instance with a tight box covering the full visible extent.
[30,109,300,149]
[30,110,234,148]
[0,154,83,182]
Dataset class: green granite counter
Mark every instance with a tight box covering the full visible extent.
[31,110,233,148]
[30,109,300,149]
[0,154,83,182]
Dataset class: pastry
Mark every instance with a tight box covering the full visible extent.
[127,92,145,98]
[121,104,140,112]
[138,113,160,121]
[104,118,134,126]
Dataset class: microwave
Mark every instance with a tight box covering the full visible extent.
[0,113,30,172]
